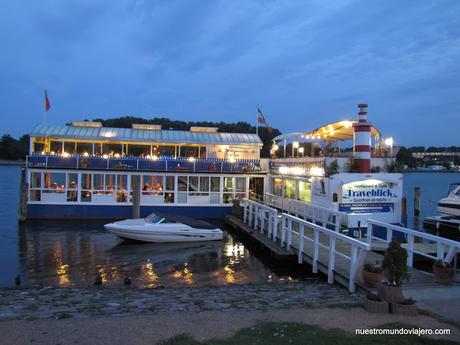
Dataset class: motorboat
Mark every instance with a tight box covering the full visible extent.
[423,183,460,234]
[437,183,460,217]
[104,213,224,243]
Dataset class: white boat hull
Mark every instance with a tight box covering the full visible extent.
[104,219,223,243]
[437,199,460,217]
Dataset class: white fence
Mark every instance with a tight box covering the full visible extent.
[368,219,460,267]
[242,198,370,292]
[264,193,347,232]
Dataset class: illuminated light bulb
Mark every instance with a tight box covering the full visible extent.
[151,155,158,160]
[102,154,109,159]
[384,137,394,146]
[83,152,89,157]
[298,147,304,154]
[293,141,299,148]
[114,153,120,158]
[188,157,195,162]
[62,152,69,158]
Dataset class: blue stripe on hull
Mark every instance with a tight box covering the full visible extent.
[27,204,231,220]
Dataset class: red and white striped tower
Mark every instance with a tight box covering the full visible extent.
[352,103,372,173]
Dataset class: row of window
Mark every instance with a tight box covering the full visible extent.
[272,178,312,203]
[33,141,207,158]
[29,172,246,204]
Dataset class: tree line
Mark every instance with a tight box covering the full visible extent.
[396,146,460,168]
[0,116,281,160]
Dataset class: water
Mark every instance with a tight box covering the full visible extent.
[0,165,308,288]
[1,166,458,288]
[402,172,460,229]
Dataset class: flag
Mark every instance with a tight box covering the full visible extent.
[257,107,272,134]
[45,90,51,112]
[257,107,267,125]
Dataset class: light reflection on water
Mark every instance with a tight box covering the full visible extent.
[14,220,297,288]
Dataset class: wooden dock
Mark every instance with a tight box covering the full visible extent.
[226,215,296,261]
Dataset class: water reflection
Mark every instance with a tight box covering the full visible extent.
[14,220,297,288]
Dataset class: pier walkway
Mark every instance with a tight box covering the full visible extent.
[227,198,460,304]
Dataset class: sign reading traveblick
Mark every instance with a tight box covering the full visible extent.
[341,180,399,203]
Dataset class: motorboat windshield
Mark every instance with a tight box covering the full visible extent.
[447,183,460,195]
[144,213,165,224]
[144,213,180,224]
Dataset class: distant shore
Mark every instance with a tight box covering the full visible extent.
[0,160,24,166]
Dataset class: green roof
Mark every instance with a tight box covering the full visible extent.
[30,124,263,145]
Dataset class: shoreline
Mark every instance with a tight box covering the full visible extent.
[1,283,459,344]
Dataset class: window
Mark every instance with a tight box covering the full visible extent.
[142,175,164,195]
[30,172,41,188]
[116,174,128,202]
[188,176,199,193]
[81,173,92,202]
[64,142,76,154]
[223,177,246,203]
[129,144,150,157]
[273,178,283,197]
[43,172,66,193]
[284,179,295,199]
[199,176,209,193]
[298,181,311,203]
[30,172,41,201]
[67,173,78,202]
[76,142,92,155]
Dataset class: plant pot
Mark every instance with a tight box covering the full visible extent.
[364,299,389,314]
[432,264,453,285]
[391,302,418,316]
[377,283,404,303]
[362,270,383,288]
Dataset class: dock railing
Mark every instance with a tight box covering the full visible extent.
[264,193,347,232]
[242,198,370,292]
[281,213,370,292]
[367,219,460,268]
[26,154,265,174]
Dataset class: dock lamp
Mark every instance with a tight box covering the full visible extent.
[292,141,299,157]
[384,137,394,155]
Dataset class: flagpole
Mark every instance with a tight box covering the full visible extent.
[255,106,259,136]
[43,90,47,126]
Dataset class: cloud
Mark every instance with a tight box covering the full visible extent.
[0,0,459,145]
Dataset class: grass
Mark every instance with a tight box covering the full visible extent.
[158,322,458,345]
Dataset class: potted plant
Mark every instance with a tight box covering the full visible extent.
[432,259,454,284]
[378,240,409,304]
[392,298,418,316]
[362,262,383,288]
[364,293,389,314]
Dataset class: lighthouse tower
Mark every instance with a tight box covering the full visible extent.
[352,104,372,173]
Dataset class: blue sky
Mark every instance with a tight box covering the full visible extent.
[1,0,459,146]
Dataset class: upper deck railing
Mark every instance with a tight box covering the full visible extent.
[26,154,266,174]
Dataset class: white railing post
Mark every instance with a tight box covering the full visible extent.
[367,223,373,246]
[281,215,286,247]
[248,203,253,227]
[272,213,279,242]
[287,219,293,250]
[437,242,444,260]
[260,209,265,234]
[406,233,414,267]
[298,225,305,264]
[312,229,319,273]
[243,200,248,223]
[386,227,393,243]
[348,246,358,292]
[254,205,259,229]
[327,237,336,284]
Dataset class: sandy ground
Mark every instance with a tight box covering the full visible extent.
[0,307,458,345]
